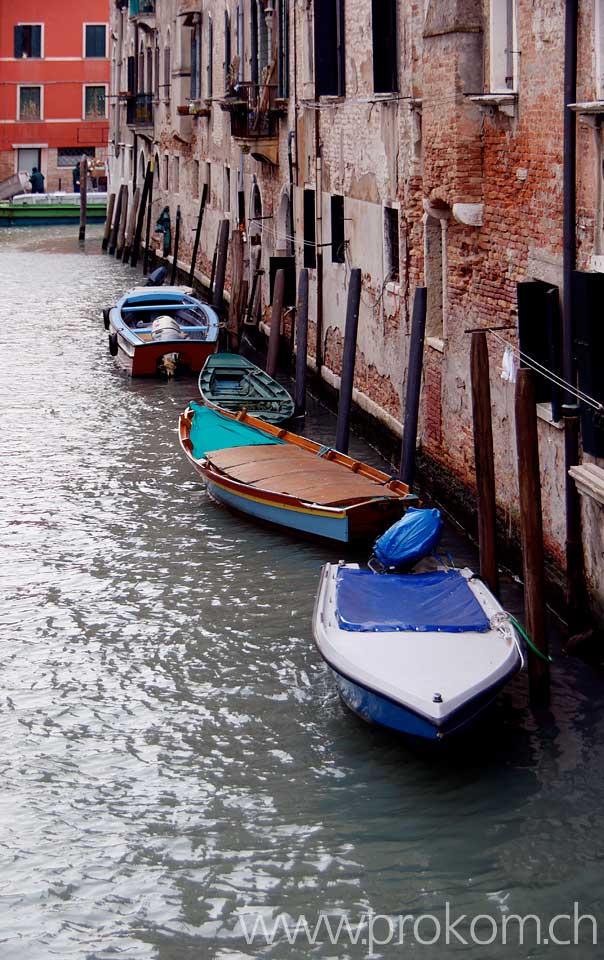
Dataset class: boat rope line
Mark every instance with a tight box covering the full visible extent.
[487,329,604,412]
[491,611,555,663]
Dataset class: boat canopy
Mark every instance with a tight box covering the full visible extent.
[335,569,491,633]
[189,403,285,459]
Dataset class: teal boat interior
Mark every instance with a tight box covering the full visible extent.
[189,403,285,459]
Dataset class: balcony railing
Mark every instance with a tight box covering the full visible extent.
[126,93,154,126]
[129,0,155,16]
[221,83,285,140]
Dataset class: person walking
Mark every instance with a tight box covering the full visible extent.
[30,167,45,193]
[72,161,81,193]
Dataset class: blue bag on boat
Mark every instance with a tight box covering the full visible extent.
[373,507,443,569]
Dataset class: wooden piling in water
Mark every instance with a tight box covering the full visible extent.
[399,287,427,492]
[142,167,154,276]
[115,188,129,260]
[227,228,244,351]
[515,367,550,705]
[108,184,124,256]
[470,329,499,595]
[170,205,181,285]
[212,219,230,310]
[130,164,151,269]
[294,269,309,416]
[267,269,285,378]
[121,187,140,264]
[102,193,116,252]
[78,158,88,243]
[335,268,362,455]
[189,184,208,286]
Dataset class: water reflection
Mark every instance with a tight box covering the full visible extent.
[0,227,602,959]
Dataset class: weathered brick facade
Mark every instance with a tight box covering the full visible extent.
[109,0,604,623]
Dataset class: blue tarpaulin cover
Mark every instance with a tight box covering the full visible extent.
[335,569,491,633]
[373,507,443,569]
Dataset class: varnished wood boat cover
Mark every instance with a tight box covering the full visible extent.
[205,444,402,506]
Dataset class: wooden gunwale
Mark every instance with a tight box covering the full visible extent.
[178,404,415,506]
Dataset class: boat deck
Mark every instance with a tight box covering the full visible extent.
[205,444,402,506]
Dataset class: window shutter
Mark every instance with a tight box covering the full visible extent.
[573,271,604,457]
[31,25,41,58]
[127,55,135,95]
[303,189,316,269]
[14,25,23,59]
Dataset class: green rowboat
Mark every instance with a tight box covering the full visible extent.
[198,354,295,425]
[0,192,107,227]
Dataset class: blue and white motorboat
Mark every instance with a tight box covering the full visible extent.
[312,510,524,740]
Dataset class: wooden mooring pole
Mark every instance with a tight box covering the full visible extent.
[335,268,362,455]
[170,205,181,285]
[470,330,499,595]
[399,287,427,492]
[189,184,208,286]
[212,219,230,310]
[515,367,550,705]
[78,158,88,243]
[267,269,285,379]
[115,187,129,259]
[122,187,140,264]
[130,163,151,269]
[108,184,124,256]
[294,269,309,416]
[142,165,154,276]
[102,192,116,252]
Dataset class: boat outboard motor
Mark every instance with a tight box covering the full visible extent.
[151,315,185,341]
[370,507,443,573]
[146,266,168,286]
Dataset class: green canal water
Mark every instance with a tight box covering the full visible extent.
[1,227,603,959]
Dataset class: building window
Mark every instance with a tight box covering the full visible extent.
[192,159,200,199]
[372,0,397,93]
[223,166,231,213]
[203,161,212,206]
[257,1,269,77]
[224,10,232,92]
[303,189,316,269]
[206,15,213,98]
[490,0,517,92]
[19,86,41,120]
[383,206,400,283]
[163,155,169,190]
[331,195,345,263]
[58,147,95,167]
[517,280,563,421]
[164,44,171,100]
[172,156,180,193]
[154,45,160,99]
[277,0,289,98]
[84,86,106,120]
[191,20,202,99]
[14,24,42,59]
[85,24,106,58]
[314,0,345,97]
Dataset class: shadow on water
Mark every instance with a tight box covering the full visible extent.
[1,227,604,959]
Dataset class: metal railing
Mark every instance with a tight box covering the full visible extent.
[126,93,154,126]
[226,83,281,139]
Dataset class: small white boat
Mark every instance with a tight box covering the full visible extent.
[313,562,524,740]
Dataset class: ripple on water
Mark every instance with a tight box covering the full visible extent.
[1,227,604,959]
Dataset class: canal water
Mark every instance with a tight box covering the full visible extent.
[1,226,604,960]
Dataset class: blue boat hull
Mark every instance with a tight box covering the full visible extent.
[206,477,350,542]
[329,666,512,741]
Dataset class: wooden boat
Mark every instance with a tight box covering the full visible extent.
[178,403,419,543]
[106,286,219,376]
[0,191,107,227]
[198,354,295,425]
[313,562,523,740]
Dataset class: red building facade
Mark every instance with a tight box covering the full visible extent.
[0,0,110,191]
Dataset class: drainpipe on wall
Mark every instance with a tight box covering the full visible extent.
[287,129,295,256]
[562,0,584,631]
